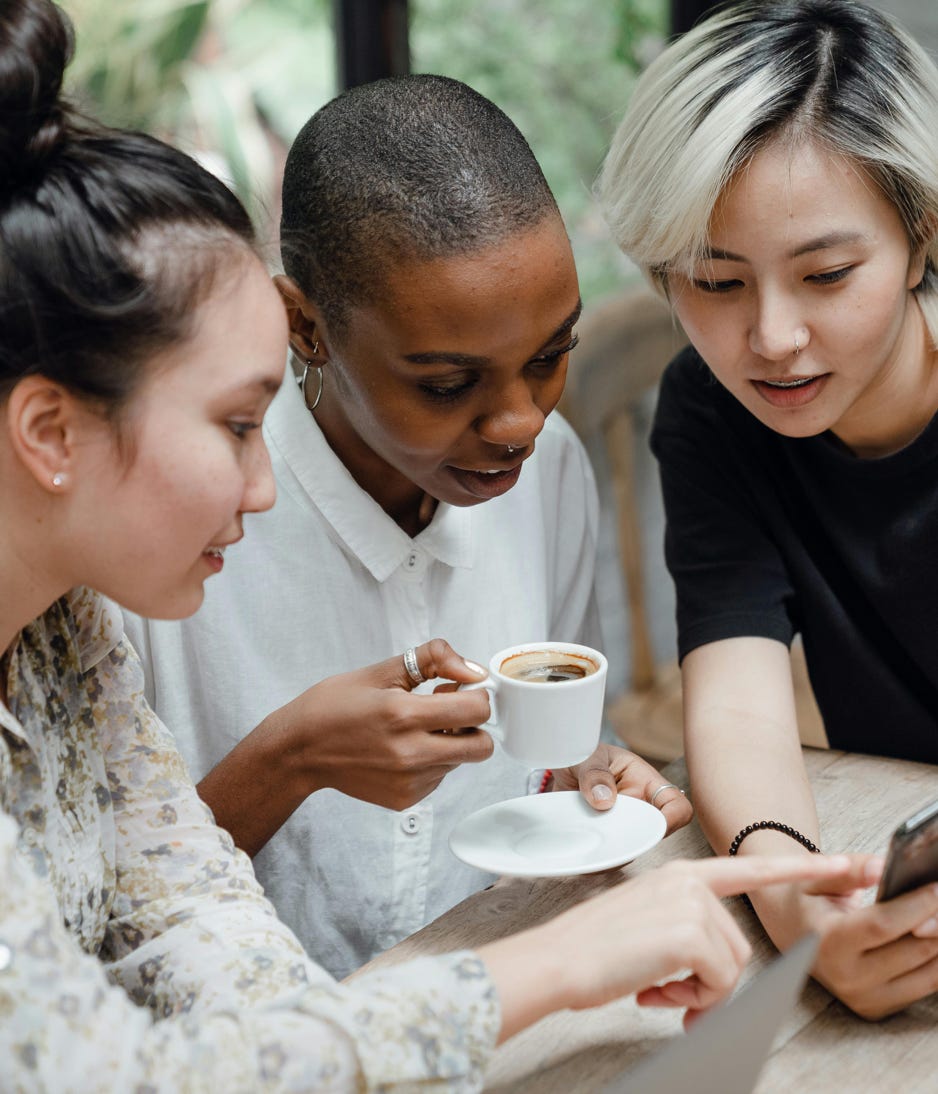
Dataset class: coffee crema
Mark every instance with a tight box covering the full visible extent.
[499,649,598,684]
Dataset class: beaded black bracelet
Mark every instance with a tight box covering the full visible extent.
[728,820,821,857]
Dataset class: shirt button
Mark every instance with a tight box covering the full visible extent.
[401,812,421,834]
[0,942,12,971]
[403,550,428,575]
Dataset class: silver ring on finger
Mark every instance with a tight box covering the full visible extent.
[650,783,684,808]
[403,646,425,685]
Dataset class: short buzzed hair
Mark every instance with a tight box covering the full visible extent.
[280,74,560,336]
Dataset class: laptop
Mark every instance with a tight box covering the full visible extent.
[601,933,819,1094]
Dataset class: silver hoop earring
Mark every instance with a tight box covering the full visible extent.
[300,361,324,412]
[297,342,323,412]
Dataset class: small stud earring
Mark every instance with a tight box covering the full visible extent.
[51,473,65,488]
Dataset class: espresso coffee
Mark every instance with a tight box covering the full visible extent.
[499,648,599,684]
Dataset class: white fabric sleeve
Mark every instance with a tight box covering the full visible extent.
[543,415,603,649]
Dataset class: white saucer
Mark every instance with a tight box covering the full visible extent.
[449,791,667,878]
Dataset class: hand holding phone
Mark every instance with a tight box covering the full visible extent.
[877,797,938,903]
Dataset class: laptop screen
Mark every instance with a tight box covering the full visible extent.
[600,933,819,1094]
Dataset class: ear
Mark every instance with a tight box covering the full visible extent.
[908,219,937,290]
[908,245,929,291]
[272,275,331,363]
[6,376,83,493]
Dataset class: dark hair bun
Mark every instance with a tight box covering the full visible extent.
[0,0,73,189]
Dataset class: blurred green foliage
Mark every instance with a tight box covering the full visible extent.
[62,0,335,237]
[61,0,664,299]
[412,0,665,300]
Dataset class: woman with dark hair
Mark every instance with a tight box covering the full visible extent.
[0,0,862,1086]
[598,0,938,1018]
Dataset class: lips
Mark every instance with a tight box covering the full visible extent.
[201,545,225,574]
[201,537,240,574]
[447,462,524,500]
[752,373,830,409]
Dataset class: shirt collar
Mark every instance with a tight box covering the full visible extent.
[264,366,473,581]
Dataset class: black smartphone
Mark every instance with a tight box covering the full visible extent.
[877,797,938,902]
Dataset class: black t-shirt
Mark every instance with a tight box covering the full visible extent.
[651,346,938,763]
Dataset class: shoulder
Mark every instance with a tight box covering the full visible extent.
[530,411,595,484]
[521,412,597,519]
[12,590,123,719]
[653,346,769,462]
[540,409,586,450]
[492,411,597,542]
[655,346,723,429]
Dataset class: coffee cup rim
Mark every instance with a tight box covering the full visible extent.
[490,641,607,686]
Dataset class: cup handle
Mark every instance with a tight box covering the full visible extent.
[457,679,500,741]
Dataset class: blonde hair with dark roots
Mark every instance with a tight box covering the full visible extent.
[596,0,938,344]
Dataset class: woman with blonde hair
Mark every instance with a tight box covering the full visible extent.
[598,0,938,1019]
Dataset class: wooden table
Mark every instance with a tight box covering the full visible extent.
[361,748,938,1092]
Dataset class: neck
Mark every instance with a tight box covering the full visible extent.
[832,299,938,458]
[312,395,437,536]
[0,486,70,663]
[0,541,65,666]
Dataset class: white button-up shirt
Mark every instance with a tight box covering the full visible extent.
[125,367,600,978]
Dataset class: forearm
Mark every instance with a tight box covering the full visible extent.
[686,708,818,856]
[682,638,826,945]
[477,927,573,1043]
[686,708,825,945]
[198,711,314,856]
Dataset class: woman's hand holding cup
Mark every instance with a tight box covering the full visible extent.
[260,638,496,814]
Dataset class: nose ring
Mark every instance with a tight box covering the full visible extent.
[794,335,801,356]
[507,444,517,455]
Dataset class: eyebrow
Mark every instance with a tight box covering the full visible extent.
[789,231,868,258]
[703,231,868,264]
[229,377,283,397]
[403,299,583,367]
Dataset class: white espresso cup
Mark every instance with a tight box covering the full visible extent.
[462,641,608,768]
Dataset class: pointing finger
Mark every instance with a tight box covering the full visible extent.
[698,853,855,898]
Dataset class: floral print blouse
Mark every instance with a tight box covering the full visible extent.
[0,588,499,1091]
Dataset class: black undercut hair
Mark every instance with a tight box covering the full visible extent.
[279,74,560,336]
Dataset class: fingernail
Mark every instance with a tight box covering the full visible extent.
[592,785,613,803]
[914,916,938,938]
[464,659,486,676]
